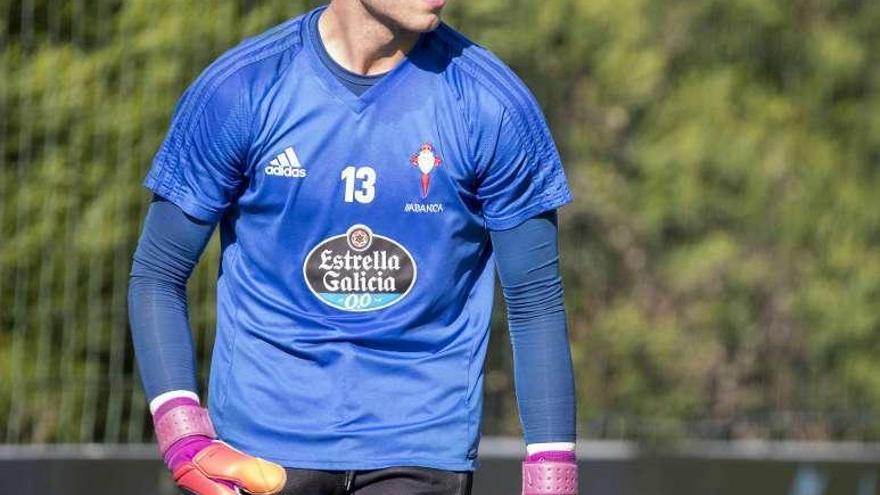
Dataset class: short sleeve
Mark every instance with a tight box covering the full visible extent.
[476,96,573,231]
[144,69,251,223]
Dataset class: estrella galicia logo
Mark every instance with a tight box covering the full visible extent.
[303,224,417,312]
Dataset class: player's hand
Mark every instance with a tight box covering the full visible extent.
[171,440,286,495]
[153,396,286,495]
[521,451,578,495]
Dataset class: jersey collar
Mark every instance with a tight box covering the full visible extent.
[302,6,426,114]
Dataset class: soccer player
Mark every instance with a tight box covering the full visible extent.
[128,1,578,494]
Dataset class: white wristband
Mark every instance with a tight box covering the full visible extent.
[149,390,200,415]
[526,442,576,455]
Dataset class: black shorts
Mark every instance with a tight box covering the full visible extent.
[279,467,473,495]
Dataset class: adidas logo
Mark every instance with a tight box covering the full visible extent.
[265,146,307,178]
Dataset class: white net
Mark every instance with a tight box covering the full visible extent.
[0,0,326,443]
[4,0,880,446]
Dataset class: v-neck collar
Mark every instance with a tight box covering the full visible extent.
[302,6,425,114]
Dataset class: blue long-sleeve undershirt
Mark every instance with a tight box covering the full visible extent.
[128,197,576,444]
[128,197,214,399]
[490,211,576,444]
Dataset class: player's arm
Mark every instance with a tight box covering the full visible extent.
[473,75,578,492]
[129,196,213,401]
[129,197,286,495]
[491,211,578,495]
[129,55,285,495]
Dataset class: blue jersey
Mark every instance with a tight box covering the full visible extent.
[145,5,572,471]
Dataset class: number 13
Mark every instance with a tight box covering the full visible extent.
[341,166,376,204]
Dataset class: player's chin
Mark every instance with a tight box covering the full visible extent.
[401,12,443,33]
[409,0,446,32]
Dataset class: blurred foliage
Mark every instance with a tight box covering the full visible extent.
[1,0,879,443]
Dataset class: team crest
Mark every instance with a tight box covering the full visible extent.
[409,143,442,198]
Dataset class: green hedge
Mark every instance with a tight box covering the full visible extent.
[1,0,879,443]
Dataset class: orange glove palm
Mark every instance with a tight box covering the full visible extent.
[153,396,286,495]
[173,441,286,495]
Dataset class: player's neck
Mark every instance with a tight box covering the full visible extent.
[319,1,421,76]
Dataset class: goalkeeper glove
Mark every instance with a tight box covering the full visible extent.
[152,395,286,495]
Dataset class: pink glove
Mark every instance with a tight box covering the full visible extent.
[522,450,578,495]
[153,396,286,495]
